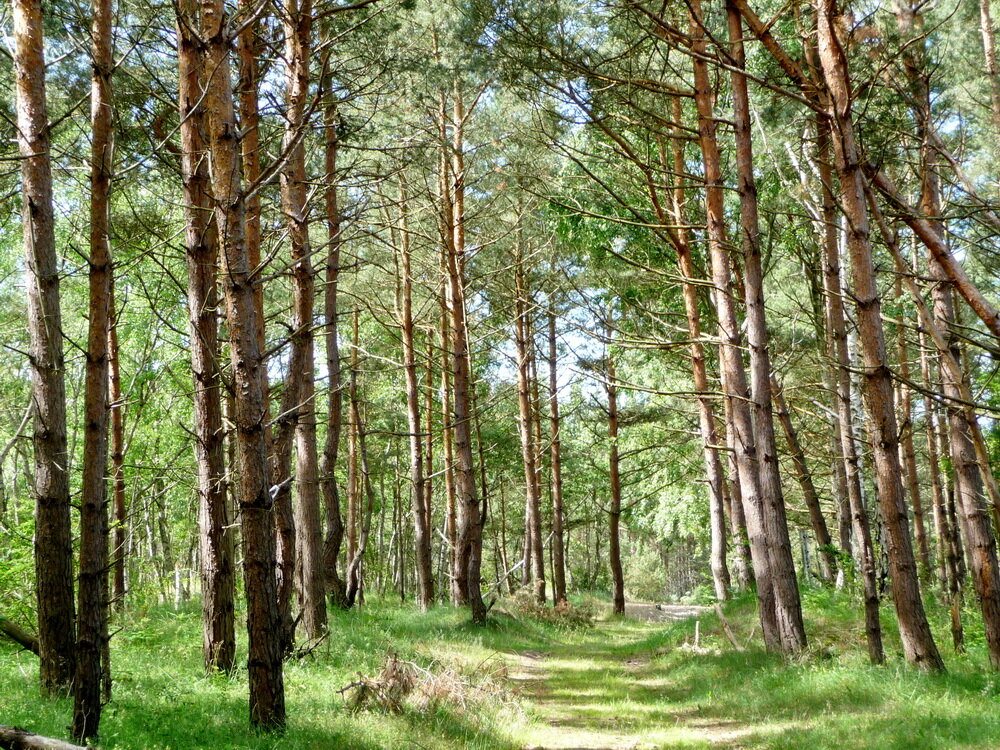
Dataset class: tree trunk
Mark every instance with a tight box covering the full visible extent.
[73,0,115,735]
[200,0,285,724]
[919,333,954,594]
[769,375,837,582]
[897,330,931,577]
[320,70,347,609]
[665,107,729,601]
[815,0,942,670]
[423,337,435,573]
[177,0,236,676]
[690,0,780,651]
[606,329,626,616]
[447,83,487,623]
[547,311,567,605]
[515,252,546,604]
[0,616,39,655]
[14,0,76,695]
[0,726,89,750]
[726,0,806,652]
[398,173,434,609]
[108,295,127,610]
[344,352,376,607]
[934,270,1000,668]
[979,0,1000,142]
[281,0,326,642]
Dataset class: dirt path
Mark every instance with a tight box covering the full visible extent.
[625,602,709,623]
[509,603,733,750]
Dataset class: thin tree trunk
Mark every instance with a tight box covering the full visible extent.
[815,118,856,570]
[398,173,434,609]
[979,0,1000,142]
[346,309,360,569]
[320,69,347,609]
[919,333,953,594]
[665,109,730,601]
[73,0,115,734]
[897,329,931,576]
[200,0,285,723]
[109,292,127,611]
[769,375,837,582]
[547,311,567,605]
[440,285,459,604]
[722,404,753,590]
[423,337,435,562]
[345,356,376,607]
[447,82,487,623]
[281,0,326,642]
[606,327,625,616]
[515,252,545,604]
[14,0,76,694]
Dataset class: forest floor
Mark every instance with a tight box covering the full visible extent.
[4,590,1000,748]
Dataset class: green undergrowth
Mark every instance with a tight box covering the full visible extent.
[0,601,541,749]
[3,587,1000,748]
[656,595,1000,749]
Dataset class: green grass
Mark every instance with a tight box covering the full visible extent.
[3,588,1000,748]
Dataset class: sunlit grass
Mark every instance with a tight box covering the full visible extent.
[3,587,1000,748]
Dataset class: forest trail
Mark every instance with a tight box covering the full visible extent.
[509,603,752,749]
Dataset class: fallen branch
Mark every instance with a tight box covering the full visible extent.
[714,604,747,652]
[0,617,39,656]
[0,726,90,750]
[290,630,328,660]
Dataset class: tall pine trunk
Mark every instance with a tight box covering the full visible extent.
[447,83,487,623]
[690,0,781,652]
[815,0,942,670]
[14,0,76,694]
[281,0,326,641]
[515,251,545,604]
[320,68,347,609]
[398,173,434,609]
[177,0,235,675]
[665,110,730,601]
[727,1,806,653]
[73,0,115,734]
[200,0,286,723]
